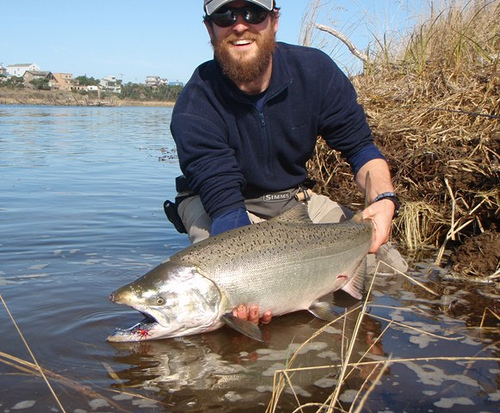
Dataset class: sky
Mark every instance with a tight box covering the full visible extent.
[1,1,424,84]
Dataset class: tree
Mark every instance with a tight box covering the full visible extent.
[0,76,25,89]
[74,75,99,86]
[29,78,51,90]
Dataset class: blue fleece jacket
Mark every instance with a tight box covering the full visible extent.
[170,42,384,220]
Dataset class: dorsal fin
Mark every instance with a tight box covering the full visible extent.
[270,204,312,224]
[364,171,371,208]
[350,171,371,223]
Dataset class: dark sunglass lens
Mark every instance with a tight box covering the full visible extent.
[210,6,269,27]
[244,9,268,24]
[210,10,237,27]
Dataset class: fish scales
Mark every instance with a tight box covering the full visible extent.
[171,219,372,316]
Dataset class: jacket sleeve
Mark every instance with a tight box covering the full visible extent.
[210,207,251,236]
[171,81,247,219]
[315,52,385,174]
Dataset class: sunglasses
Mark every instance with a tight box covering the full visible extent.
[209,5,272,28]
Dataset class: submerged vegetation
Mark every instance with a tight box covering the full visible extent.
[308,0,499,278]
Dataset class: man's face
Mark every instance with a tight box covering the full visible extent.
[205,1,279,85]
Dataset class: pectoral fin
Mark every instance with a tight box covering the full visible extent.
[220,313,264,342]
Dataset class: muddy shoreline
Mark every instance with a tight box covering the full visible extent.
[0,88,174,107]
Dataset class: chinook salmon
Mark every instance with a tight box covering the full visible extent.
[107,205,372,342]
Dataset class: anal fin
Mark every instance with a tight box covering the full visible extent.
[340,257,367,300]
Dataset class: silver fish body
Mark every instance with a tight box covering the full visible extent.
[108,205,372,342]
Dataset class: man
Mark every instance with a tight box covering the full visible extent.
[169,0,407,322]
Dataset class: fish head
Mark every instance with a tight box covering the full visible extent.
[107,260,223,342]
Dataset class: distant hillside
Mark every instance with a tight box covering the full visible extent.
[0,88,174,107]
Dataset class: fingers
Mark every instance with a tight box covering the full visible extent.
[248,305,259,324]
[362,201,393,253]
[260,310,272,324]
[232,304,272,325]
[233,304,249,320]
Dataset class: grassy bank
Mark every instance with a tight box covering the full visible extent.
[308,0,499,275]
[0,88,174,107]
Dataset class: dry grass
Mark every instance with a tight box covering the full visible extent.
[308,0,499,258]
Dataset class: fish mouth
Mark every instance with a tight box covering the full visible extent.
[108,289,172,342]
[107,313,160,342]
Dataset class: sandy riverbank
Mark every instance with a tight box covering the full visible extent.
[0,88,174,107]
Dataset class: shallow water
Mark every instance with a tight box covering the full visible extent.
[0,105,498,412]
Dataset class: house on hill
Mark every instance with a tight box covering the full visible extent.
[23,71,56,89]
[99,76,121,94]
[52,73,74,90]
[146,76,168,87]
[7,63,40,77]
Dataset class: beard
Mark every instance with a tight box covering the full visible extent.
[212,29,277,85]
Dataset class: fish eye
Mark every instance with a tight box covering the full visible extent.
[156,296,165,305]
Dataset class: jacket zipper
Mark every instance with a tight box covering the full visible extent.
[258,110,272,175]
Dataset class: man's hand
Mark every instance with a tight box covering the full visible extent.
[355,159,396,254]
[362,199,394,253]
[233,304,272,325]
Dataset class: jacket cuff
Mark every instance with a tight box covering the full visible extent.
[210,207,252,236]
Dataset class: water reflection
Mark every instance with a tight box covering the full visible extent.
[106,309,385,412]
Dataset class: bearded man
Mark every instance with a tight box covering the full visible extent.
[169,0,407,323]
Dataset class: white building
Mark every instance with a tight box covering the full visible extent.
[146,76,168,87]
[99,76,121,94]
[6,63,40,77]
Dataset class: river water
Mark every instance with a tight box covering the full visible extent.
[0,105,498,412]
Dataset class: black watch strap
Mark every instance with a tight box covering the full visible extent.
[371,192,401,218]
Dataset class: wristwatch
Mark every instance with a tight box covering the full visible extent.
[371,192,401,218]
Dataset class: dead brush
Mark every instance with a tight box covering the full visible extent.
[308,0,499,271]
